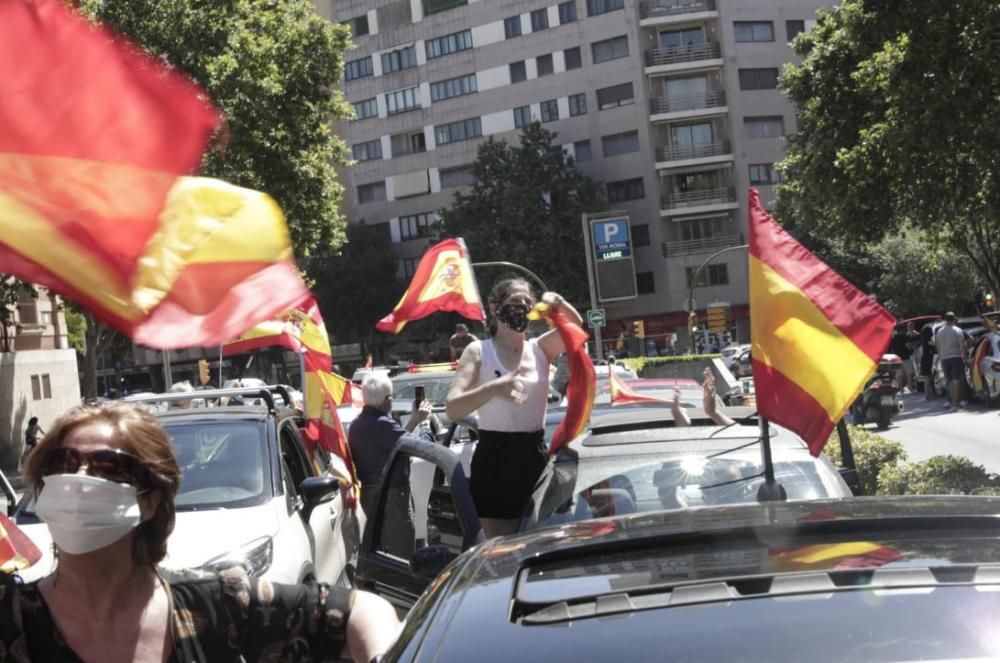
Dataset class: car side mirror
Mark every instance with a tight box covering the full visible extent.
[409,543,455,580]
[298,476,340,517]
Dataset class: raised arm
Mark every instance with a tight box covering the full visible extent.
[702,368,735,426]
[671,388,691,427]
[445,342,526,421]
[537,292,584,361]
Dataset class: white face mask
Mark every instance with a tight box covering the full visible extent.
[35,474,143,555]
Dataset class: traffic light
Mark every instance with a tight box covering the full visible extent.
[688,310,699,333]
[987,292,995,309]
[632,320,645,339]
[198,359,210,386]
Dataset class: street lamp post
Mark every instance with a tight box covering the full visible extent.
[686,243,749,353]
[470,261,549,293]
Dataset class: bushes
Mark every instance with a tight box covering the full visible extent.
[620,354,720,376]
[823,426,1000,496]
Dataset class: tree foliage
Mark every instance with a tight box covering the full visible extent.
[439,123,606,307]
[777,0,1000,297]
[77,0,353,258]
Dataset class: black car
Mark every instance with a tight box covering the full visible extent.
[382,496,1000,662]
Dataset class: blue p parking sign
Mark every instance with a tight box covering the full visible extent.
[592,217,632,261]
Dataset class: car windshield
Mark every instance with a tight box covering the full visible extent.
[167,421,270,510]
[392,375,454,405]
[530,442,841,529]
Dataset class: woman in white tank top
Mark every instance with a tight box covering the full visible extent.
[446,278,583,537]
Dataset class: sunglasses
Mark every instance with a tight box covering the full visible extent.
[41,447,149,486]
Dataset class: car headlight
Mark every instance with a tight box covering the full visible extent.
[201,536,273,577]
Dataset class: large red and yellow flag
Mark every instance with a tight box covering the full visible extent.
[0,0,307,348]
[748,188,895,455]
[0,513,42,574]
[304,369,357,505]
[608,370,670,406]
[224,296,333,369]
[376,238,484,334]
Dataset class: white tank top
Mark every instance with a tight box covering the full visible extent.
[474,338,550,432]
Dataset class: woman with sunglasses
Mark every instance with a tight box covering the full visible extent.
[447,277,582,538]
[0,402,400,662]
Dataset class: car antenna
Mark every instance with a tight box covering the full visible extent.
[756,416,787,503]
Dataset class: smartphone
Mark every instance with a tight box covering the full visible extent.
[414,385,426,407]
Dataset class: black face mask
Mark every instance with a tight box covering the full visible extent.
[497,302,530,333]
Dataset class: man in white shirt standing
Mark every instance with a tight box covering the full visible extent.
[935,312,968,410]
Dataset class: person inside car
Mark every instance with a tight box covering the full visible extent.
[1,402,401,662]
[446,277,583,538]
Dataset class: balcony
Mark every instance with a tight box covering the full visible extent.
[649,90,726,122]
[639,0,718,26]
[662,234,743,257]
[660,187,739,217]
[645,42,722,75]
[654,140,733,170]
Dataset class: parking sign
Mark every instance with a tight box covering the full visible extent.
[592,217,632,261]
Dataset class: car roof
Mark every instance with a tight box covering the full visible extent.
[391,371,456,382]
[156,406,291,425]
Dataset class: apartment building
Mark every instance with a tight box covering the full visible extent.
[318,0,822,351]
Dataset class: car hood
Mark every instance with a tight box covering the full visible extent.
[161,503,279,570]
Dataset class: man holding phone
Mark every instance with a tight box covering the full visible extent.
[349,374,436,557]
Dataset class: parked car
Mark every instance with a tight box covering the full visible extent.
[378,496,1000,662]
[971,330,1000,406]
[351,366,392,385]
[13,387,361,587]
[355,408,853,610]
[721,343,751,372]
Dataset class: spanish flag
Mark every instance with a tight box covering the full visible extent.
[0,0,307,348]
[608,370,670,406]
[0,513,41,574]
[376,238,484,334]
[748,188,895,455]
[224,296,333,367]
[303,369,358,504]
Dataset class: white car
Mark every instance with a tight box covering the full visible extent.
[14,403,362,586]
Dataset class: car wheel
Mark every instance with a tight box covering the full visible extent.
[876,407,891,430]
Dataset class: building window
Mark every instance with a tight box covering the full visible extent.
[440,164,476,188]
[504,15,522,38]
[426,29,473,59]
[381,45,417,73]
[601,130,639,157]
[402,257,418,278]
[430,73,477,101]
[30,374,41,400]
[564,46,582,70]
[357,180,386,203]
[510,60,527,83]
[597,82,634,110]
[679,216,726,241]
[352,98,378,120]
[587,0,623,16]
[687,263,729,287]
[632,224,650,247]
[422,0,467,16]
[352,139,382,162]
[435,117,482,145]
[591,35,629,64]
[738,68,779,90]
[390,130,427,156]
[568,93,587,117]
[344,56,373,81]
[540,100,560,123]
[513,105,532,128]
[636,271,655,294]
[385,86,421,114]
[530,8,549,31]
[399,212,436,240]
[377,0,412,30]
[536,54,554,77]
[734,21,775,43]
[573,140,592,162]
[607,177,644,202]
[744,116,785,138]
[558,1,577,23]
[749,163,782,185]
[786,20,806,41]
[342,15,369,37]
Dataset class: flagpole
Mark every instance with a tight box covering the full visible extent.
[686,244,748,353]
[218,345,224,386]
[757,417,787,502]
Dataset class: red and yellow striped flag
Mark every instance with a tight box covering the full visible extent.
[0,0,307,348]
[748,188,895,455]
[608,370,670,406]
[224,296,332,366]
[376,238,484,334]
[0,513,41,574]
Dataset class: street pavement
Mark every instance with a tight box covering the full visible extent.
[877,391,1000,473]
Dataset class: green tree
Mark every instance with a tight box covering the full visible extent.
[439,123,606,307]
[777,0,1000,298]
[77,0,353,258]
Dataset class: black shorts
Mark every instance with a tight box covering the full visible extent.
[470,430,548,520]
[941,356,965,382]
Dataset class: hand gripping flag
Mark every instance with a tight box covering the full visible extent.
[0,0,307,348]
[0,513,42,573]
[376,238,484,334]
[748,188,895,455]
[530,304,596,453]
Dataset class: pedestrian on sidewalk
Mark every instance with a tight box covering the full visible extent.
[449,323,475,361]
[21,416,44,466]
[891,323,918,392]
[920,321,937,399]
[936,312,968,409]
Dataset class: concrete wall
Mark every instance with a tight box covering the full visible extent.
[0,350,81,471]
